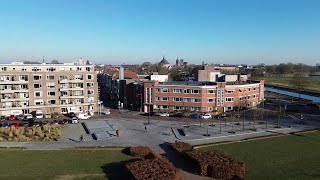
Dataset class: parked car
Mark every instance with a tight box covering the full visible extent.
[8,115,16,121]
[71,117,79,124]
[25,114,33,120]
[16,114,24,121]
[76,113,91,120]
[201,114,212,119]
[159,112,170,117]
[0,116,6,121]
[33,121,40,127]
[51,120,59,125]
[1,123,9,128]
[174,113,184,118]
[58,120,67,125]
[189,114,201,119]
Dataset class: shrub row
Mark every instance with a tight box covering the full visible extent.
[0,125,61,141]
[171,141,193,153]
[186,151,245,180]
[125,146,181,180]
[126,157,181,180]
[171,142,245,180]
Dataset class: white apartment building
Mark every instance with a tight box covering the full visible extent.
[0,63,98,116]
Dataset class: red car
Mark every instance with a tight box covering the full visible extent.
[8,115,16,121]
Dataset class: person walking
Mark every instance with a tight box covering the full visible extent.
[144,126,147,132]
[79,135,84,142]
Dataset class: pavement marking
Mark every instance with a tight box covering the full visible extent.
[185,127,292,142]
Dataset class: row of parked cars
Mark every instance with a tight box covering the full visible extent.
[148,112,226,119]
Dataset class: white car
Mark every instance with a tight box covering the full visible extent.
[25,114,33,119]
[159,113,170,117]
[71,117,79,123]
[201,114,212,119]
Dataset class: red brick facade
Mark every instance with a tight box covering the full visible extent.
[143,80,264,113]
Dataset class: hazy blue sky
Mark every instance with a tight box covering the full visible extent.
[0,0,319,65]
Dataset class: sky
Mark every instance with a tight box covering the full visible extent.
[0,0,319,65]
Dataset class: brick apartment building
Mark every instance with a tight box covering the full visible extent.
[143,80,264,113]
[0,63,99,116]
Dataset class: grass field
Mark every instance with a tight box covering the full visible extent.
[0,148,134,180]
[199,131,320,180]
[253,74,320,93]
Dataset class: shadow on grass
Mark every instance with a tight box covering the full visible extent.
[101,159,139,180]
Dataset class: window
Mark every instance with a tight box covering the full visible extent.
[226,97,233,102]
[161,105,168,109]
[207,98,215,103]
[155,88,160,92]
[248,88,251,91]
[46,67,56,72]
[35,100,43,105]
[47,100,56,104]
[77,67,81,71]
[87,82,94,87]
[75,75,83,80]
[247,95,251,99]
[227,106,233,110]
[19,75,28,81]
[46,75,55,80]
[86,67,91,71]
[47,83,55,88]
[191,98,201,103]
[184,89,190,94]
[60,75,67,80]
[22,68,26,71]
[32,67,41,72]
[191,107,200,111]
[207,107,214,111]
[48,92,56,96]
[239,97,244,101]
[33,84,42,89]
[173,89,182,93]
[174,97,182,102]
[207,89,216,94]
[1,67,7,71]
[87,74,93,80]
[21,84,28,89]
[34,91,43,97]
[226,90,234,94]
[183,98,190,102]
[162,88,168,93]
[87,90,94,95]
[174,106,182,110]
[156,96,160,101]
[33,75,41,80]
[192,89,200,94]
[253,88,256,91]
[162,97,169,101]
[253,94,256,98]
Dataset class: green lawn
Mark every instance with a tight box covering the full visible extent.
[0,148,134,180]
[253,74,320,93]
[199,131,320,180]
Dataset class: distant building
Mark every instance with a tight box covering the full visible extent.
[159,56,171,69]
[143,80,264,113]
[0,63,99,116]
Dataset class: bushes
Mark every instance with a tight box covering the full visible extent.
[171,142,245,180]
[0,125,61,142]
[171,141,192,153]
[125,146,181,180]
[185,151,245,180]
[126,158,181,180]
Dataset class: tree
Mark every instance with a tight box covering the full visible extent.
[51,60,60,64]
[291,72,305,99]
